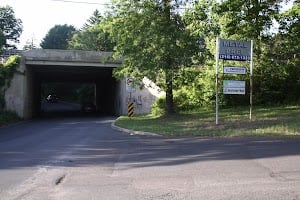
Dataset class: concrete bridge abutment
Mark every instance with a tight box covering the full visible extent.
[3,49,164,119]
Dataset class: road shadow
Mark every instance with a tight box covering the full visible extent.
[0,117,299,170]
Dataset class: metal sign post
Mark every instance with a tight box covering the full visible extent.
[215,38,254,124]
[249,40,254,121]
[215,38,220,125]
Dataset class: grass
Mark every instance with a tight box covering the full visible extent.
[115,105,300,137]
[0,111,21,127]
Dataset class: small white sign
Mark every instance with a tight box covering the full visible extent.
[223,80,245,95]
[223,66,247,75]
[126,77,136,92]
[223,87,245,95]
[223,80,245,88]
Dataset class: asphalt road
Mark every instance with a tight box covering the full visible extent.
[0,117,299,200]
[41,100,81,113]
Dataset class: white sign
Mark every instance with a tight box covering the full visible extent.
[223,80,245,95]
[223,87,246,95]
[223,80,245,88]
[223,66,247,75]
[218,39,251,61]
[126,77,136,92]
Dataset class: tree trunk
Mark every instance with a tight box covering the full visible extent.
[162,0,175,115]
[165,68,175,115]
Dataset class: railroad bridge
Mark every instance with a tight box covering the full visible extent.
[3,49,163,119]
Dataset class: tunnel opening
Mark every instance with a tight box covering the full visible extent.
[29,64,117,118]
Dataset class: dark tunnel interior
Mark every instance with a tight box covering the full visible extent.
[28,65,117,118]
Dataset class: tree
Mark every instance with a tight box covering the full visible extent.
[40,24,75,49]
[278,1,300,59]
[274,1,300,102]
[81,9,103,30]
[214,0,299,105]
[105,0,201,115]
[68,11,115,51]
[23,36,38,50]
[184,0,220,61]
[69,25,115,51]
[217,0,284,58]
[180,0,299,106]
[0,6,23,51]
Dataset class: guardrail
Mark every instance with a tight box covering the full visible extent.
[0,49,24,65]
[1,49,23,56]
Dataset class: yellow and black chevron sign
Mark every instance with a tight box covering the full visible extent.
[128,102,134,117]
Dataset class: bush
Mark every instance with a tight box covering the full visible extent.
[151,97,166,116]
[0,55,20,109]
[0,111,20,126]
[173,67,215,111]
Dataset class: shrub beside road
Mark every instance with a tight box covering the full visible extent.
[115,105,300,137]
[0,111,20,127]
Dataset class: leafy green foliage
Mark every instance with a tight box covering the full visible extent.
[278,1,300,59]
[107,0,200,76]
[69,25,115,51]
[249,1,300,104]
[0,110,20,126]
[0,55,20,109]
[151,97,166,116]
[0,32,6,51]
[69,10,115,51]
[40,24,76,49]
[105,0,202,114]
[81,9,103,30]
[0,55,20,86]
[216,0,284,60]
[173,67,215,110]
[0,6,23,51]
[62,0,300,111]
[180,0,300,108]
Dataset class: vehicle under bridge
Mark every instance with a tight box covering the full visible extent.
[4,49,164,119]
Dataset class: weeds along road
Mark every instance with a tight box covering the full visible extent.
[0,117,299,200]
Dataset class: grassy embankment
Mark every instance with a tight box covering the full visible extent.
[115,105,300,137]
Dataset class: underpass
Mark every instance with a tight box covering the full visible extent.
[4,49,122,118]
[3,49,164,119]
[30,63,117,117]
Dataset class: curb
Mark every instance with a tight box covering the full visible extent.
[111,118,162,137]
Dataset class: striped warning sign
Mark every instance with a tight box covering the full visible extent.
[128,102,134,117]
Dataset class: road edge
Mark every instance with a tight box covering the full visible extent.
[111,117,162,137]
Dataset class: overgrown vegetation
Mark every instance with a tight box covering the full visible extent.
[171,0,300,109]
[2,2,299,114]
[102,0,300,112]
[40,24,75,49]
[0,111,20,127]
[0,55,20,109]
[116,105,300,137]
[68,10,115,51]
[66,1,299,113]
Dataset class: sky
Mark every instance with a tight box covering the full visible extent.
[1,0,294,49]
[1,0,111,49]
